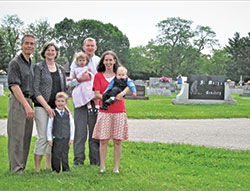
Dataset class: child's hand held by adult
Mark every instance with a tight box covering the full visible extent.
[48,141,53,147]
[69,140,73,146]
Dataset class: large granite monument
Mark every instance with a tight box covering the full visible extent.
[172,75,237,104]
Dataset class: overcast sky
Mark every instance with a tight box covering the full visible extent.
[1,1,250,51]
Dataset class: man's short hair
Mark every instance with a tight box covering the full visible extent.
[84,37,96,45]
[21,34,35,44]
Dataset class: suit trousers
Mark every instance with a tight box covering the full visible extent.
[73,103,100,165]
[7,94,33,172]
[51,138,69,173]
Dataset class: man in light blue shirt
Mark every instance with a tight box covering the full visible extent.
[68,37,100,87]
[69,37,101,166]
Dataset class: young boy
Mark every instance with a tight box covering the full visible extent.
[101,66,137,110]
[47,92,75,173]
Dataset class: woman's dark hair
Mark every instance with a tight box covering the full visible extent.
[97,51,121,73]
[40,41,59,59]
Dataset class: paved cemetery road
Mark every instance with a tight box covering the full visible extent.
[1,118,250,150]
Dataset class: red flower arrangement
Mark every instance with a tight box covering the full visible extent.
[158,76,169,83]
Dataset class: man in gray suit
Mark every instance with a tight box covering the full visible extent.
[7,34,36,173]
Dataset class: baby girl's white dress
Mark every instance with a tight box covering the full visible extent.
[72,66,95,108]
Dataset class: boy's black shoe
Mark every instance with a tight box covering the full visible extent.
[88,108,94,113]
[94,108,99,113]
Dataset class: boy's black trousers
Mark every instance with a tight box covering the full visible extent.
[51,138,70,173]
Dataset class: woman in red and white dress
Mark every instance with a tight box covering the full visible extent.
[92,51,130,174]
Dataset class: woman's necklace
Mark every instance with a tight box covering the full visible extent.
[47,62,56,72]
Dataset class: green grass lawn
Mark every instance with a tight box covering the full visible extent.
[126,94,250,119]
[0,90,9,119]
[1,90,250,190]
[1,137,250,191]
[1,90,250,119]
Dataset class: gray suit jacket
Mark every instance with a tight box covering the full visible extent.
[33,60,66,102]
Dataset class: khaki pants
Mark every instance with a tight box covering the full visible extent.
[34,107,51,155]
[7,94,33,172]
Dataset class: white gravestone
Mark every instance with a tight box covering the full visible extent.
[0,84,4,96]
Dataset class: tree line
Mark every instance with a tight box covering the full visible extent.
[0,14,249,82]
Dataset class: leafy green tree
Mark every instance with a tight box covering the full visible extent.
[207,49,228,76]
[1,14,24,58]
[145,42,166,77]
[54,18,78,65]
[0,32,10,72]
[193,25,219,52]
[225,32,250,81]
[77,19,129,65]
[128,45,157,79]
[156,17,194,47]
[155,17,195,78]
[178,46,203,76]
[54,18,130,66]
[152,17,219,78]
[24,18,55,63]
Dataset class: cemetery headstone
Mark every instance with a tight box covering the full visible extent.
[126,85,149,100]
[172,74,237,104]
[134,80,147,87]
[0,74,8,89]
[147,77,172,96]
[242,84,250,97]
[0,84,4,96]
[188,74,224,100]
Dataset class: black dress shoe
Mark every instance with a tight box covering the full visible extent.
[94,108,99,113]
